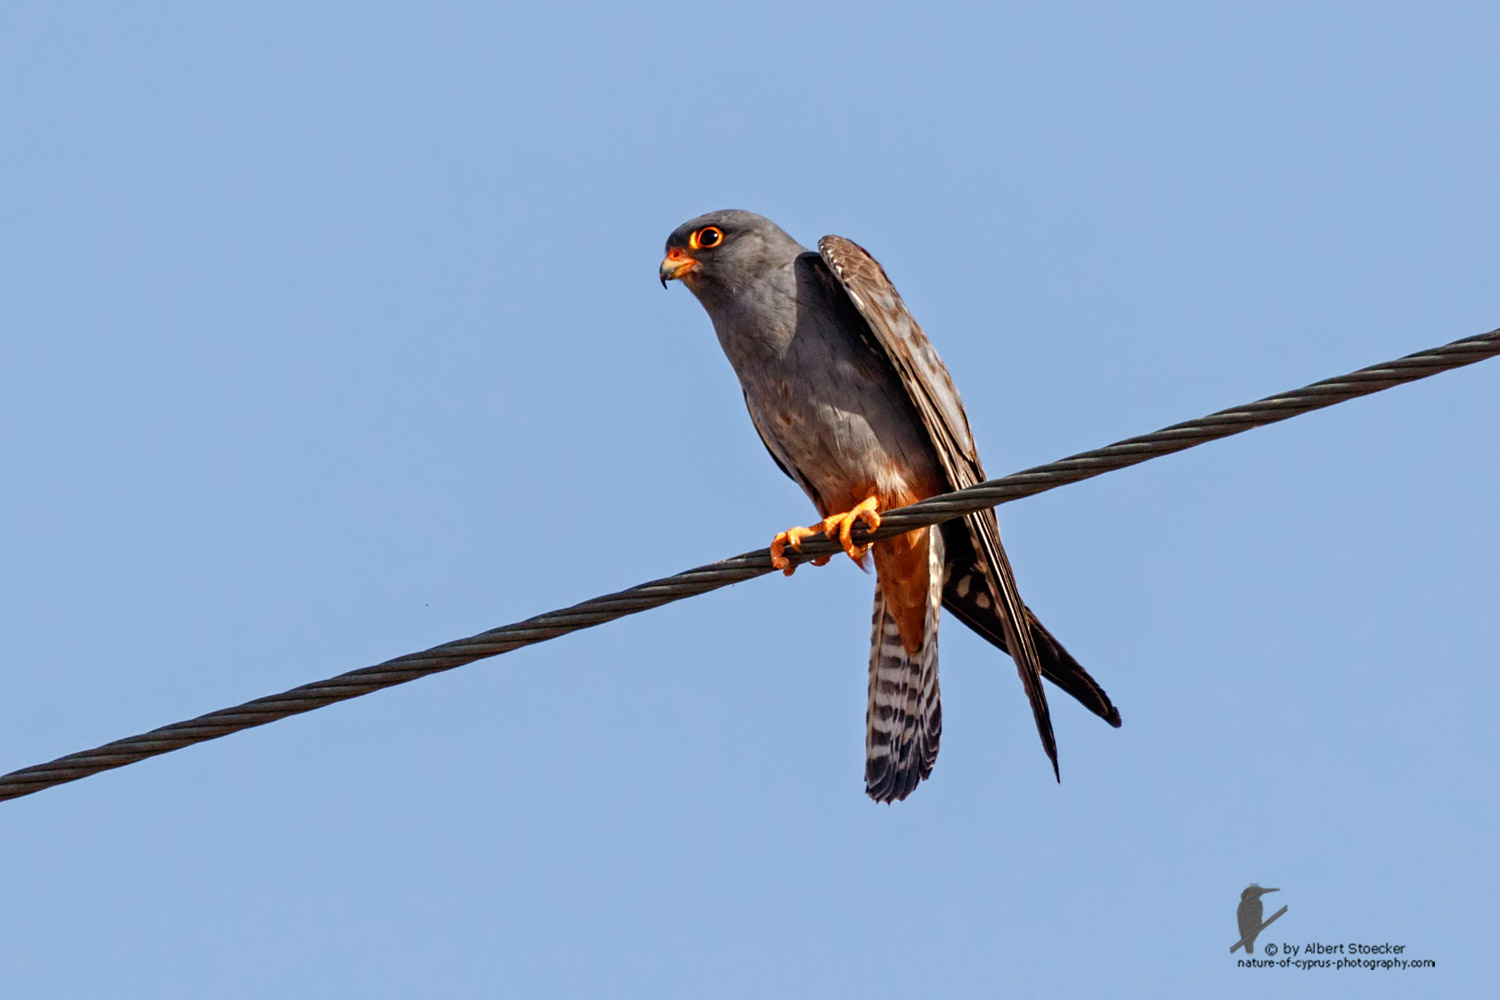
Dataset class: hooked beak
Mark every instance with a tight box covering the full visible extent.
[659,247,697,288]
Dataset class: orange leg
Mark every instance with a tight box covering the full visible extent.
[769,496,882,576]
[770,525,829,576]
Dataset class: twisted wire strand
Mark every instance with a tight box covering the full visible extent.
[2,327,1495,804]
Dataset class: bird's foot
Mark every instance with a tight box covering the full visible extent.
[820,496,882,564]
[769,496,882,576]
[769,525,830,577]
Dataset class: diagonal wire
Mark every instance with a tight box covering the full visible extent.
[1,327,1496,804]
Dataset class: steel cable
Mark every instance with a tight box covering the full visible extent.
[1,327,1495,804]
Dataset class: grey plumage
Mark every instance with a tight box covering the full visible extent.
[667,211,944,516]
[662,210,1120,801]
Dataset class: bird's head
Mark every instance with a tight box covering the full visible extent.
[1241,885,1279,901]
[659,210,803,300]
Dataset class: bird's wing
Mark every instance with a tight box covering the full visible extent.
[818,234,1059,778]
[943,579,1121,727]
[1237,900,1262,942]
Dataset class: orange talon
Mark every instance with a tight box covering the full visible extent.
[770,524,827,576]
[770,497,880,575]
[820,495,882,564]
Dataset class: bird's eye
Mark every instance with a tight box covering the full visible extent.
[690,226,723,250]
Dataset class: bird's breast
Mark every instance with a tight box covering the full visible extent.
[705,266,948,514]
[737,344,945,516]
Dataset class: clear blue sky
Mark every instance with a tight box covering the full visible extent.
[2,3,1495,996]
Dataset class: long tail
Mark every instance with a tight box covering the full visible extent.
[866,527,944,803]
[943,565,1121,728]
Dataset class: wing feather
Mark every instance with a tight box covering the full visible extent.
[818,234,1061,778]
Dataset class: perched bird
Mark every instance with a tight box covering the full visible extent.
[1236,885,1280,954]
[660,210,1120,802]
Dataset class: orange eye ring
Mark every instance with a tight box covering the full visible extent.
[689,226,723,251]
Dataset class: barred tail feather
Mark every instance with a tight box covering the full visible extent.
[865,527,944,803]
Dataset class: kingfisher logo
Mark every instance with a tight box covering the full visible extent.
[1229,885,1434,971]
[1231,884,1287,953]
